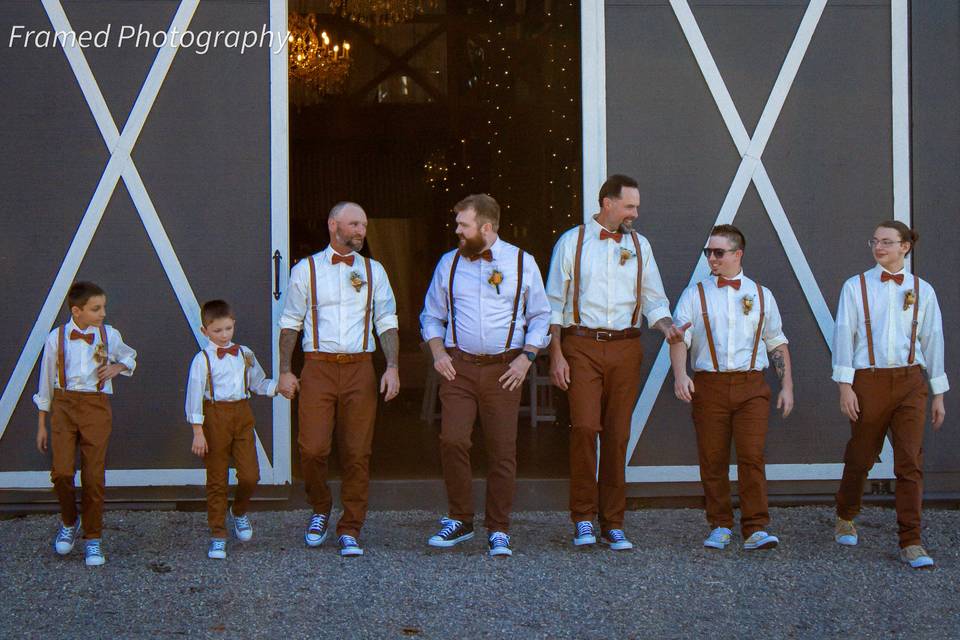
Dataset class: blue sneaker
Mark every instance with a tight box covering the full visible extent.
[84,539,105,566]
[703,527,732,550]
[231,510,253,542]
[900,545,934,569]
[208,538,227,560]
[304,513,329,547]
[488,531,512,557]
[835,518,858,546]
[573,521,596,546]
[743,531,779,550]
[53,522,79,555]
[600,529,633,551]
[338,535,363,557]
[428,517,475,548]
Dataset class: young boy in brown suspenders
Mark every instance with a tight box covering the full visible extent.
[185,300,277,559]
[671,225,794,551]
[832,221,948,568]
[34,281,137,567]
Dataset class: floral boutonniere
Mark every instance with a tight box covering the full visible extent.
[93,343,108,366]
[488,269,504,294]
[903,289,916,311]
[243,351,254,368]
[741,295,754,316]
[619,248,635,266]
[349,271,366,293]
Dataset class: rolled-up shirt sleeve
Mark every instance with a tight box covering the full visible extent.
[761,289,789,352]
[109,327,137,375]
[545,231,572,327]
[420,256,450,343]
[521,253,552,349]
[372,262,399,336]
[673,287,696,349]
[279,262,309,332]
[639,237,671,328]
[831,280,858,385]
[185,353,208,425]
[32,331,58,412]
[919,286,949,394]
[244,348,278,397]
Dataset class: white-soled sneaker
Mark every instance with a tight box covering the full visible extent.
[835,518,858,546]
[231,510,253,542]
[84,539,105,566]
[339,535,364,557]
[703,527,733,550]
[743,531,779,550]
[304,513,330,547]
[488,531,512,557]
[600,529,633,551]
[573,521,597,546]
[208,538,227,560]
[899,545,934,569]
[428,517,475,548]
[53,522,80,555]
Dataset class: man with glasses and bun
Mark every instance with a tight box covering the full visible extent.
[670,224,794,552]
[832,221,948,568]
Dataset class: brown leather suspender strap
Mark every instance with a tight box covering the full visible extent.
[242,347,251,395]
[448,252,462,347]
[202,350,216,402]
[362,257,373,352]
[96,325,108,391]
[57,325,66,389]
[308,256,320,351]
[630,232,644,327]
[859,273,876,368]
[749,284,766,370]
[908,274,920,364]
[572,225,585,325]
[697,282,720,372]
[504,249,525,351]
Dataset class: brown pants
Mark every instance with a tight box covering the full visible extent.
[438,351,523,532]
[564,334,643,531]
[298,358,377,537]
[203,399,260,537]
[836,366,928,548]
[691,371,771,536]
[50,390,112,539]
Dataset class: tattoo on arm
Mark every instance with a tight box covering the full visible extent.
[380,328,400,368]
[770,347,786,380]
[279,328,299,374]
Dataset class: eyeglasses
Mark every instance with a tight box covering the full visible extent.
[867,239,904,249]
[702,248,737,259]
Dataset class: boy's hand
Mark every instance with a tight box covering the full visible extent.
[278,372,300,399]
[191,426,208,458]
[36,414,48,453]
[97,363,127,382]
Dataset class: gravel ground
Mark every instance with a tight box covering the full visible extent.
[2,506,959,639]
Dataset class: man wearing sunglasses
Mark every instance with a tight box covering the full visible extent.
[669,225,794,551]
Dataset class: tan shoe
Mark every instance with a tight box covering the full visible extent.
[899,545,935,568]
[835,518,858,546]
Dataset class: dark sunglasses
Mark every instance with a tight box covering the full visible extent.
[702,248,738,259]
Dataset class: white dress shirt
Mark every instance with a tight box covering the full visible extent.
[545,216,671,330]
[33,320,137,411]
[184,342,277,425]
[674,272,789,372]
[279,246,399,353]
[832,264,949,394]
[420,238,551,354]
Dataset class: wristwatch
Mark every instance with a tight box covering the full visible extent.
[522,350,537,363]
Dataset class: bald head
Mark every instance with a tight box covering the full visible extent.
[327,201,368,253]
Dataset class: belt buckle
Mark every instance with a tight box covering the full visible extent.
[336,353,350,363]
[595,330,611,342]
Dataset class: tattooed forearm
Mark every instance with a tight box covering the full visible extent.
[380,328,400,368]
[770,346,786,380]
[279,328,300,374]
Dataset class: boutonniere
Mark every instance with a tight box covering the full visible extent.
[741,295,754,316]
[619,248,635,266]
[243,351,254,368]
[903,289,916,311]
[349,271,366,293]
[93,343,108,366]
[488,269,504,294]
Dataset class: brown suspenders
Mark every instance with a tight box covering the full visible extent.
[57,325,109,392]
[201,347,251,403]
[571,225,644,327]
[908,274,920,365]
[697,281,765,372]
[859,274,876,368]
[861,272,921,367]
[309,253,375,353]
[448,248,525,352]
[201,350,216,402]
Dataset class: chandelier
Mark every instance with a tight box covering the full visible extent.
[288,12,351,103]
[328,0,438,28]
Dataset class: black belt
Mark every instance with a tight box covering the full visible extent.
[562,327,642,342]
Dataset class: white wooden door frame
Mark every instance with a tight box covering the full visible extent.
[580,0,911,483]
[0,0,292,488]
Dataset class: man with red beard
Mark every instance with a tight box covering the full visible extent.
[278,201,400,557]
[420,194,551,557]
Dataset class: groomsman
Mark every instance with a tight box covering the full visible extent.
[670,225,793,551]
[420,194,551,557]
[832,221,948,569]
[277,202,400,557]
[546,174,685,550]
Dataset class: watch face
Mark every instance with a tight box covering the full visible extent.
[524,351,536,362]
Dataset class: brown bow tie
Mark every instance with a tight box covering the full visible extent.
[70,330,95,345]
[599,229,623,242]
[217,344,240,359]
[718,278,742,290]
[467,249,493,262]
[881,271,904,286]
[331,253,355,267]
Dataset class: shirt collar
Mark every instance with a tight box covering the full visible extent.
[322,245,357,264]
[712,270,745,285]
[66,319,95,335]
[588,215,619,235]
[874,263,907,277]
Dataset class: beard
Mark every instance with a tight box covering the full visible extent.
[618,217,635,233]
[458,232,486,256]
[335,229,365,253]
